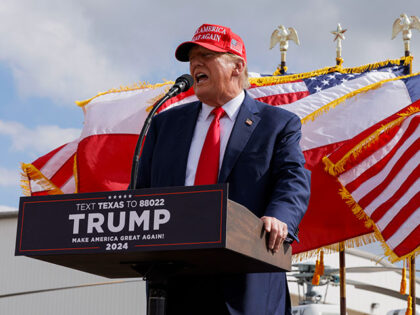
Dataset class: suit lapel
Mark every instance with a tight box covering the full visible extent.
[169,102,200,186]
[218,93,261,183]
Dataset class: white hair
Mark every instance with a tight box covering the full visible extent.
[226,53,250,89]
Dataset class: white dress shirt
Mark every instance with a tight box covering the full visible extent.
[185,91,245,186]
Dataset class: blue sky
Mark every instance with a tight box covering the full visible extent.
[1,0,420,220]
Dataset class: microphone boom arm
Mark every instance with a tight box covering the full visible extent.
[128,74,193,189]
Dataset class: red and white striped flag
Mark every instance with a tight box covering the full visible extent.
[323,102,419,262]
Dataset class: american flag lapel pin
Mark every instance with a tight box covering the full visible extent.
[245,118,253,126]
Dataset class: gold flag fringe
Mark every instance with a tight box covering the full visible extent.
[267,56,412,84]
[75,81,175,108]
[20,169,31,197]
[301,72,420,125]
[292,232,377,262]
[75,56,412,108]
[20,163,63,196]
[145,86,172,113]
[322,106,420,177]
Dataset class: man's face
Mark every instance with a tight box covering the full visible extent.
[189,45,242,107]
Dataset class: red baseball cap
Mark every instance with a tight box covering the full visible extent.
[175,23,247,63]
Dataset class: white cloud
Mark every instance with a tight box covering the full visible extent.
[0,0,136,103]
[0,120,80,154]
[0,166,20,187]
[0,0,420,106]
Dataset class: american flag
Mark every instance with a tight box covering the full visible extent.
[324,103,419,261]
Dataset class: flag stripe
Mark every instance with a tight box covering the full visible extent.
[255,91,310,106]
[40,140,78,179]
[49,154,75,189]
[345,115,419,193]
[376,176,420,232]
[32,144,66,170]
[247,81,307,99]
[387,208,420,250]
[61,176,76,194]
[381,190,420,240]
[372,166,420,223]
[393,225,420,256]
[356,139,420,210]
[359,152,420,216]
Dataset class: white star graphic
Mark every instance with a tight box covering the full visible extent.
[321,79,329,86]
[314,86,322,92]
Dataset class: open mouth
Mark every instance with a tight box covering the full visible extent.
[195,73,208,84]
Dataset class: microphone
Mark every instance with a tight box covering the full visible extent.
[129,74,194,189]
[166,74,194,97]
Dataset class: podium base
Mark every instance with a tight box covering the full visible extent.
[132,262,187,315]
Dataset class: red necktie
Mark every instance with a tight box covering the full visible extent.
[194,107,226,185]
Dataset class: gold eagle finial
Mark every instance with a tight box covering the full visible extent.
[270,25,300,74]
[392,13,420,56]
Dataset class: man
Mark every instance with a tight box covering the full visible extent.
[136,24,311,315]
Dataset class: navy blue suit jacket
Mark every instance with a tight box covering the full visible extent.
[136,92,311,314]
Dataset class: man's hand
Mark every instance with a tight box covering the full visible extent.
[261,216,288,253]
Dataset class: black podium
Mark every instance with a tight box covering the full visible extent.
[15,184,292,314]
